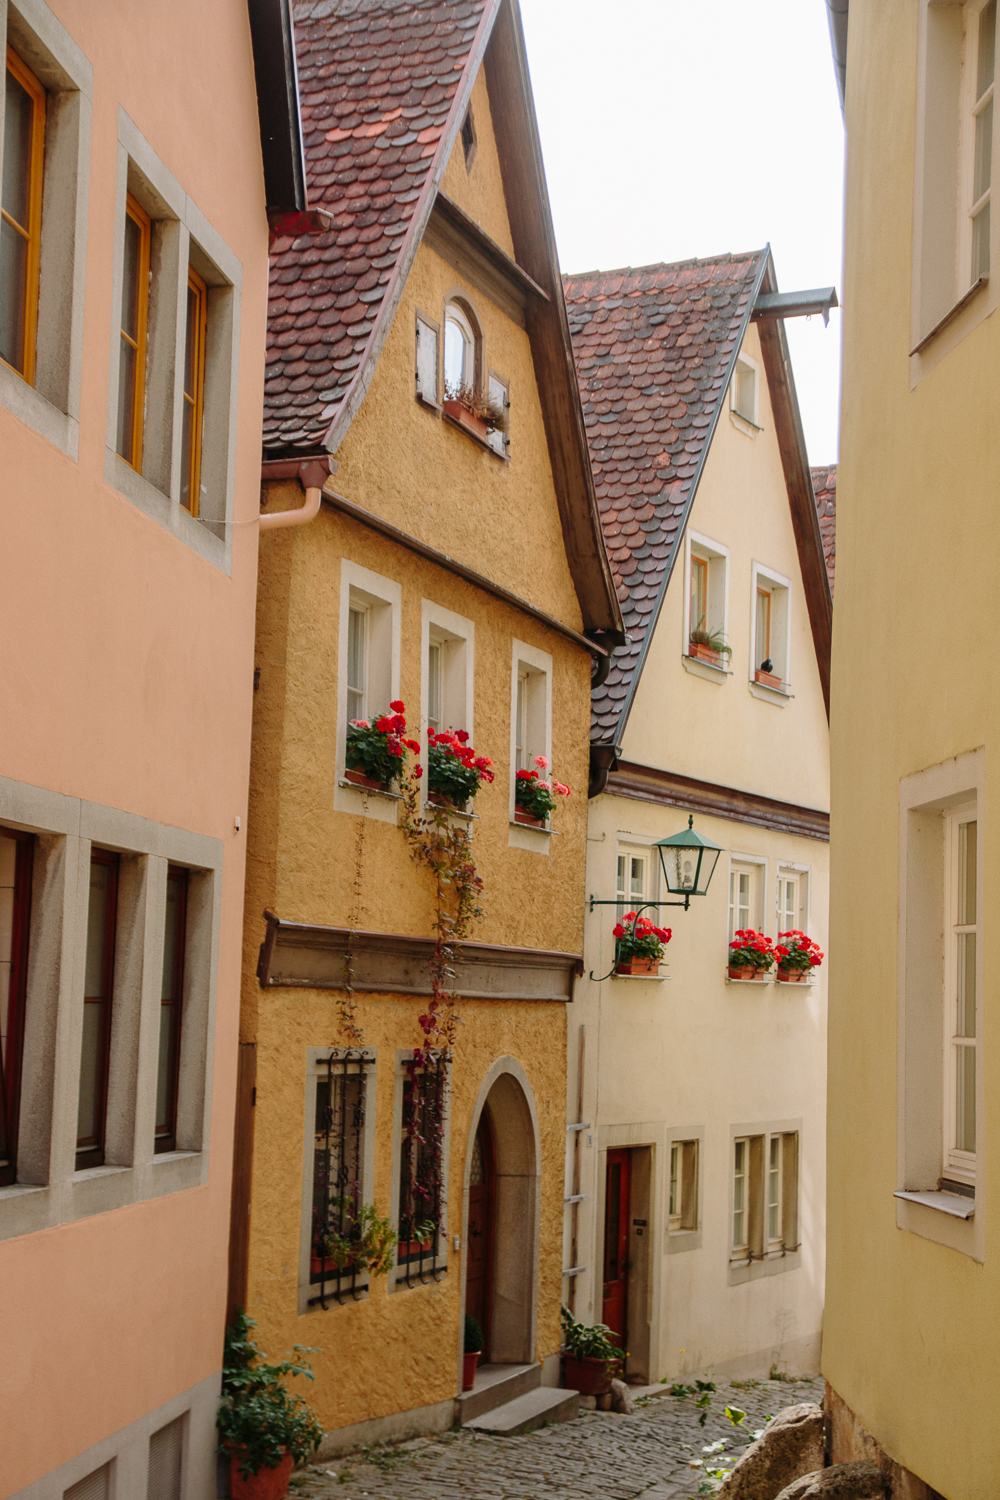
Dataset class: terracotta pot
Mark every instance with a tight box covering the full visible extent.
[514,808,545,826]
[777,968,809,983]
[462,1350,481,1391]
[229,1450,294,1500]
[443,399,490,441]
[688,642,721,666]
[616,956,661,976]
[344,768,393,791]
[728,966,763,981]
[561,1353,618,1396]
[754,669,782,689]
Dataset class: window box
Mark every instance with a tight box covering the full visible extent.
[344,768,396,793]
[688,641,723,667]
[754,668,782,689]
[728,965,766,981]
[443,397,490,441]
[615,956,661,977]
[514,808,546,828]
[775,969,810,983]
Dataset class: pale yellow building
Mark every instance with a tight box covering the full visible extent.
[826,1,1000,1494]
[233,0,623,1454]
[564,254,834,1381]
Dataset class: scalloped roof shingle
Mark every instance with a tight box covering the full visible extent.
[811,463,837,596]
[564,252,767,744]
[264,0,490,453]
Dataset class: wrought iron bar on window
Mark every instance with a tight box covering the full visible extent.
[308,1049,373,1309]
[399,1054,448,1288]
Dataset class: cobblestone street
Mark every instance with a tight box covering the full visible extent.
[289,1377,821,1500]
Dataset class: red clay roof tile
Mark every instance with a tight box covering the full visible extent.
[811,463,837,596]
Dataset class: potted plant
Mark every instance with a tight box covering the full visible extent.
[688,625,732,668]
[727,929,776,981]
[217,1312,323,1500]
[775,930,824,983]
[514,757,571,826]
[463,1313,484,1391]
[613,912,672,975]
[311,1202,398,1279]
[560,1305,622,1396]
[345,700,418,790]
[426,729,494,810]
[443,380,507,442]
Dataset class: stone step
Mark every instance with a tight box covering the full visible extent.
[457,1362,540,1423]
[463,1384,580,1436]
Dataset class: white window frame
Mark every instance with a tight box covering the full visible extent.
[896,749,984,1260]
[335,560,402,826]
[727,853,767,943]
[729,351,760,435]
[749,561,792,702]
[508,639,553,852]
[104,110,242,575]
[961,0,996,286]
[298,1048,377,1315]
[943,803,979,1185]
[0,0,92,458]
[443,299,476,395]
[420,599,475,783]
[682,529,730,681]
[775,862,811,938]
[666,1133,701,1250]
[729,1120,802,1284]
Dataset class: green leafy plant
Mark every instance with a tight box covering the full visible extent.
[689,625,732,658]
[426,730,494,806]
[560,1305,622,1364]
[314,1202,398,1277]
[728,929,777,972]
[465,1313,484,1354]
[345,701,416,788]
[514,756,571,821]
[217,1312,324,1480]
[775,930,825,973]
[612,911,672,962]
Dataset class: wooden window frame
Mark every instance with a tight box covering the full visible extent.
[669,1139,698,1233]
[116,192,151,471]
[0,829,33,1187]
[2,46,45,386]
[76,850,119,1171]
[181,265,207,517]
[690,553,709,635]
[155,865,188,1154]
[944,805,979,1184]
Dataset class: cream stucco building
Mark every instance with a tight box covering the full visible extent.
[564,254,835,1381]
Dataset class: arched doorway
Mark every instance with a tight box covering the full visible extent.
[462,1060,540,1370]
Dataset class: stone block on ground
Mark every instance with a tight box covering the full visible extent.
[610,1378,636,1414]
[717,1402,825,1500]
[775,1461,886,1499]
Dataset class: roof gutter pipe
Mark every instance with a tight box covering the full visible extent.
[259,455,336,530]
[588,743,621,800]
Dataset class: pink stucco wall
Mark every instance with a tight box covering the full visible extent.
[0,2,267,1490]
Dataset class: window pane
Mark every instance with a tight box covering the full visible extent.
[77,1000,104,1144]
[974,97,993,205]
[630,856,644,903]
[121,213,141,341]
[979,0,996,99]
[2,70,33,229]
[0,216,27,371]
[155,1003,174,1133]
[669,1143,679,1218]
[733,1139,746,1248]
[739,871,750,929]
[736,365,754,421]
[180,394,193,510]
[691,556,707,633]
[756,589,770,665]
[958,820,977,924]
[956,1042,977,1153]
[84,863,110,997]
[116,336,137,463]
[516,674,527,769]
[957,931,977,1038]
[444,317,467,393]
[347,606,365,721]
[972,200,991,283]
[428,641,442,731]
[768,1136,781,1241]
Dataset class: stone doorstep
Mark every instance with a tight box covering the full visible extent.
[457,1361,540,1423]
[463,1385,580,1436]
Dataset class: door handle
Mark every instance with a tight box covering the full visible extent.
[470,1227,483,1238]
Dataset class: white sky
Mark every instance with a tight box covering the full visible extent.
[518,0,845,466]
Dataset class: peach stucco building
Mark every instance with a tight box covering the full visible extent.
[0,1,306,1494]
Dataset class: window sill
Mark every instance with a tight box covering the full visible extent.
[748,678,793,707]
[509,817,557,834]
[682,654,731,685]
[424,800,478,823]
[893,1188,975,1220]
[442,407,508,462]
[725,973,774,985]
[729,409,763,438]
[0,359,79,459]
[338,778,402,803]
[612,971,671,982]
[910,276,988,357]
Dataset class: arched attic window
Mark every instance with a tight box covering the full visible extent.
[444,301,478,398]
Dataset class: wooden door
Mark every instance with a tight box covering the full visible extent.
[602,1148,630,1345]
[465,1112,496,1357]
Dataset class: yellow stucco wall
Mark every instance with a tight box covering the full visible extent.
[439,68,516,256]
[243,61,593,1437]
[828,4,1000,1495]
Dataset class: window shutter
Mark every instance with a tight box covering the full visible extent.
[65,1465,112,1500]
[146,1416,184,1500]
[415,316,438,403]
[487,373,508,456]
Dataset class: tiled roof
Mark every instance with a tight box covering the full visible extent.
[564,252,766,744]
[264,0,490,453]
[811,463,836,596]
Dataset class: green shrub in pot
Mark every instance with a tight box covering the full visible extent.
[217,1312,324,1481]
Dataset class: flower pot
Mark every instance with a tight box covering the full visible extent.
[616,956,661,976]
[728,966,763,981]
[561,1353,618,1396]
[443,399,490,441]
[229,1451,294,1500]
[777,969,809,983]
[344,768,393,791]
[688,642,722,666]
[462,1350,481,1391]
[514,808,545,827]
[754,669,782,689]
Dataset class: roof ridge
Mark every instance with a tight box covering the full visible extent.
[562,249,768,285]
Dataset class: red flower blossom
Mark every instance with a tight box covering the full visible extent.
[389,700,405,714]
[414,765,424,779]
[455,730,469,743]
[376,716,393,733]
[404,739,421,754]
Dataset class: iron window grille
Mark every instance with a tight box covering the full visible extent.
[309,1049,373,1308]
[398,1054,448,1287]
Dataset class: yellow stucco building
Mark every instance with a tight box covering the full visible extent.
[564,255,834,1382]
[825,1,1000,1495]
[232,0,623,1453]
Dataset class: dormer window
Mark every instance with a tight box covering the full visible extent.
[444,302,476,395]
[461,108,477,169]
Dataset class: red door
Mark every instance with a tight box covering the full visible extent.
[602,1149,630,1346]
[465,1113,496,1357]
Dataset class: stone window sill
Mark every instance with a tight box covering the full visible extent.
[682,654,731,684]
[893,1188,974,1220]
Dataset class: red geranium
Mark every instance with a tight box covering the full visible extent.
[614,911,672,962]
